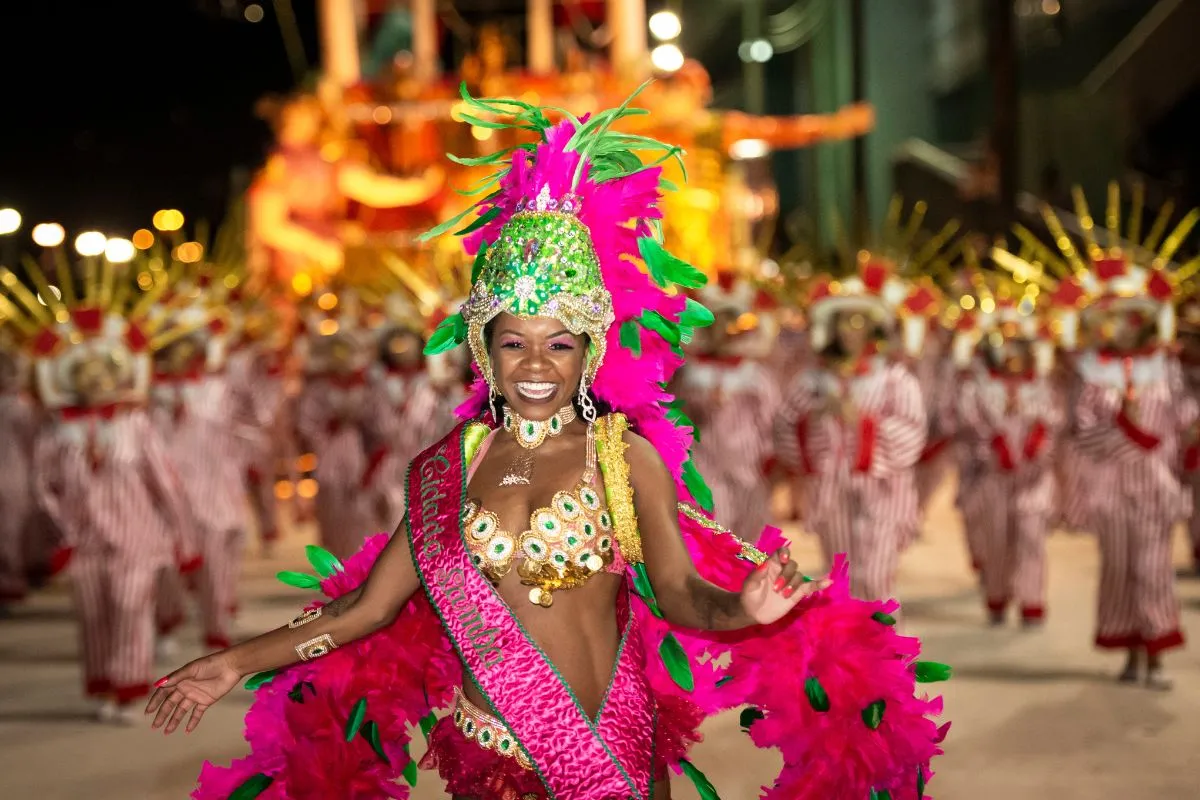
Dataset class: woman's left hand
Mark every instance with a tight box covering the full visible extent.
[739,546,830,626]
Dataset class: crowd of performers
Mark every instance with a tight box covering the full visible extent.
[0,182,1197,736]
[0,254,469,723]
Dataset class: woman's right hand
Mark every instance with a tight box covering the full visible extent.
[145,652,242,735]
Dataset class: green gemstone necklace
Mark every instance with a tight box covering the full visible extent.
[499,404,576,486]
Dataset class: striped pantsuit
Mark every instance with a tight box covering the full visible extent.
[979,500,1048,619]
[1189,471,1200,567]
[812,495,901,602]
[0,494,32,601]
[154,526,245,648]
[1094,506,1183,654]
[70,551,159,703]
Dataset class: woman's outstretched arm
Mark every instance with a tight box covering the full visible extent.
[146,515,421,734]
[627,433,825,632]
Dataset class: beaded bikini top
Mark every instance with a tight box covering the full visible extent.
[463,418,628,607]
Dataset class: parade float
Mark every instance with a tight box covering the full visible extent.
[247,0,876,306]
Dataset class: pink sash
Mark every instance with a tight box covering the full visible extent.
[406,423,653,799]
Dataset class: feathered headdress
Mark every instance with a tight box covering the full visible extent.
[0,252,201,409]
[992,182,1198,350]
[807,197,955,358]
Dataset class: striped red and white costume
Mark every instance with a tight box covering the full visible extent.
[226,345,291,546]
[34,407,199,703]
[1074,349,1195,655]
[296,372,388,559]
[774,355,927,600]
[676,356,780,540]
[1178,351,1200,568]
[0,386,37,602]
[150,371,253,649]
[361,363,428,531]
[956,367,1063,621]
[914,328,955,512]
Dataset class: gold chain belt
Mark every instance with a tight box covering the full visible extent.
[451,687,532,770]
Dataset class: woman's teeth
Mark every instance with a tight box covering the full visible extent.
[515,381,557,400]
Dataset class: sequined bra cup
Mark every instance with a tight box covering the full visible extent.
[462,426,623,607]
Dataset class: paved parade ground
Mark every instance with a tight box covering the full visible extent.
[2,478,1199,799]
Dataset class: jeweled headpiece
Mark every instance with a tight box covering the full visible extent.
[421,84,686,391]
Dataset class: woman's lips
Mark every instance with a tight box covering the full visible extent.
[514,381,558,402]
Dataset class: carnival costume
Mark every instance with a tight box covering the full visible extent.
[0,258,201,715]
[773,209,945,600]
[948,270,1063,625]
[0,331,37,604]
[194,87,948,800]
[1000,185,1197,666]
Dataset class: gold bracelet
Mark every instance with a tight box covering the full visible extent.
[295,634,337,661]
[289,606,323,628]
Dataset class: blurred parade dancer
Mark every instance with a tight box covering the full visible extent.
[1,263,201,723]
[774,257,932,600]
[1177,297,1200,572]
[295,287,387,559]
[950,281,1063,627]
[675,273,779,539]
[1025,189,1196,688]
[149,284,252,653]
[0,340,37,608]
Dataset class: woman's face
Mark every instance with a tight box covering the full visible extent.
[488,313,586,421]
[834,311,872,358]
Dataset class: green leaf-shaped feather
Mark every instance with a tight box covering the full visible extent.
[917,765,926,796]
[304,545,343,578]
[470,241,490,284]
[679,298,715,329]
[862,699,886,730]
[631,562,664,619]
[419,711,438,740]
[424,313,467,355]
[679,759,722,800]
[456,205,503,236]
[360,720,391,765]
[805,676,831,712]
[227,773,274,800]
[871,611,898,626]
[659,633,695,692]
[681,458,714,512]
[739,706,765,732]
[638,237,707,289]
[401,748,418,786]
[639,310,681,345]
[343,697,368,742]
[869,790,892,800]
[276,570,322,590]
[619,320,642,358]
[914,661,953,683]
[243,670,278,691]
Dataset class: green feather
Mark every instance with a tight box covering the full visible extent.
[681,458,714,511]
[658,633,695,692]
[639,310,681,345]
[276,570,321,590]
[619,320,642,357]
[804,676,831,712]
[869,790,892,800]
[424,313,467,355]
[242,670,278,691]
[914,661,953,683]
[638,237,707,289]
[739,706,764,732]
[456,205,504,236]
[304,545,342,578]
[680,298,715,328]
[227,774,274,800]
[862,699,886,730]
[715,674,734,688]
[470,241,490,284]
[419,711,438,740]
[360,720,391,765]
[679,759,722,800]
[917,765,926,796]
[631,562,664,619]
[871,611,897,626]
[344,697,368,742]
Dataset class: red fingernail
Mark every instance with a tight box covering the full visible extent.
[783,587,795,598]
[773,577,786,592]
[155,677,169,687]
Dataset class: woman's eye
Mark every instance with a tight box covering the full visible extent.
[500,340,524,350]
[548,341,575,351]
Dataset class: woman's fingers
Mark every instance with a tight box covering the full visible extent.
[164,697,195,735]
[185,703,210,734]
[152,689,185,730]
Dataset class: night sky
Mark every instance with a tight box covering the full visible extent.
[0,0,321,240]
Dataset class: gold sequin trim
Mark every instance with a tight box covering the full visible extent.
[452,687,532,770]
[677,502,767,565]
[295,633,337,661]
[595,413,643,564]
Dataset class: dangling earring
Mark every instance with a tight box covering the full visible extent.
[489,385,500,426]
[578,377,597,424]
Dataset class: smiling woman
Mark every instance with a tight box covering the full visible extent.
[149,86,948,800]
